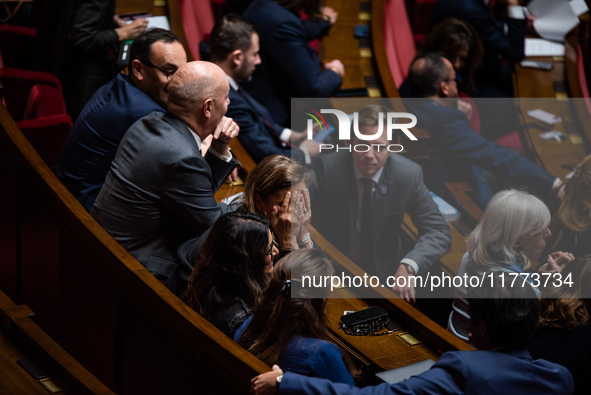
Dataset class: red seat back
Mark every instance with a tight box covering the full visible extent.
[0,67,63,120]
[383,0,416,88]
[180,0,215,60]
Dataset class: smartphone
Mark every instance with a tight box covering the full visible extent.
[519,60,553,71]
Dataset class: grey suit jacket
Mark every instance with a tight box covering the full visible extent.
[92,111,236,279]
[308,152,451,279]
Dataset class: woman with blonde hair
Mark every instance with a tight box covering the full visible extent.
[448,189,573,343]
[548,154,591,257]
[235,249,355,384]
[166,155,312,295]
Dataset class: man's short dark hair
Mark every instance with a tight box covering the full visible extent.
[210,14,257,62]
[468,277,540,350]
[408,52,448,97]
[129,28,181,65]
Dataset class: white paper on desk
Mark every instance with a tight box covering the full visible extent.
[376,359,436,384]
[527,109,562,125]
[528,0,579,42]
[570,0,589,16]
[525,38,565,56]
[147,16,170,30]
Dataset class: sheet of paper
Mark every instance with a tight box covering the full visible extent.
[525,38,565,56]
[528,0,579,41]
[147,16,170,31]
[376,359,435,384]
[527,109,562,125]
[570,0,589,16]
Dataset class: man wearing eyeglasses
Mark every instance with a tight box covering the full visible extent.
[92,61,239,281]
[53,28,187,211]
[406,52,561,209]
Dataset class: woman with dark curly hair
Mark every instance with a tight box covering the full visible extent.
[529,254,591,395]
[182,211,275,338]
[547,155,591,258]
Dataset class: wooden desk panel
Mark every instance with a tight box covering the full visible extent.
[513,30,590,176]
[322,0,374,91]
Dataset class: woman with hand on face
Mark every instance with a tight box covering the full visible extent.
[235,249,355,384]
[181,211,276,338]
[165,155,312,296]
[237,155,313,259]
[448,189,574,344]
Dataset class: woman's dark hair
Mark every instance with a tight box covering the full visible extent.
[420,18,483,92]
[182,211,271,320]
[548,154,591,252]
[238,249,336,364]
[539,254,591,329]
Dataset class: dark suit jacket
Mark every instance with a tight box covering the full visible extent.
[243,0,342,126]
[228,85,305,163]
[53,74,164,211]
[530,324,591,395]
[308,152,451,278]
[91,112,236,279]
[279,349,573,395]
[409,100,555,209]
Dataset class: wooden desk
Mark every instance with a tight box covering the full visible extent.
[0,289,114,394]
[513,30,590,177]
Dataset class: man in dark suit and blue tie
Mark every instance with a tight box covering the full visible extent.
[210,14,321,164]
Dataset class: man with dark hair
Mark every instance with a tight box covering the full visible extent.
[92,61,239,281]
[249,277,573,395]
[407,52,561,209]
[308,104,451,303]
[210,14,319,164]
[53,28,187,210]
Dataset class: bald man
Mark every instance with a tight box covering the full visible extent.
[92,61,239,280]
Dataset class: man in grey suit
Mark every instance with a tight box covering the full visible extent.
[308,105,451,302]
[92,61,239,280]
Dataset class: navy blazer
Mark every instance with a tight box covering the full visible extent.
[92,112,236,279]
[308,152,451,279]
[279,349,573,395]
[409,100,555,209]
[228,85,305,163]
[243,0,342,126]
[53,74,164,211]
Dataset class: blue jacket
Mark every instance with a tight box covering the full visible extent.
[409,100,555,209]
[279,349,573,395]
[228,85,305,163]
[243,0,342,126]
[53,74,164,210]
[235,316,354,385]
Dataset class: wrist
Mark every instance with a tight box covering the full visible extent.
[401,262,415,275]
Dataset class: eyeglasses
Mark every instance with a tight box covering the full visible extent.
[144,60,177,80]
[446,74,461,84]
[266,243,275,256]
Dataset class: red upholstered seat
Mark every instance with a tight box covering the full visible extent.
[0,25,36,69]
[0,67,63,120]
[1,67,72,166]
[180,0,215,60]
[383,0,417,88]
